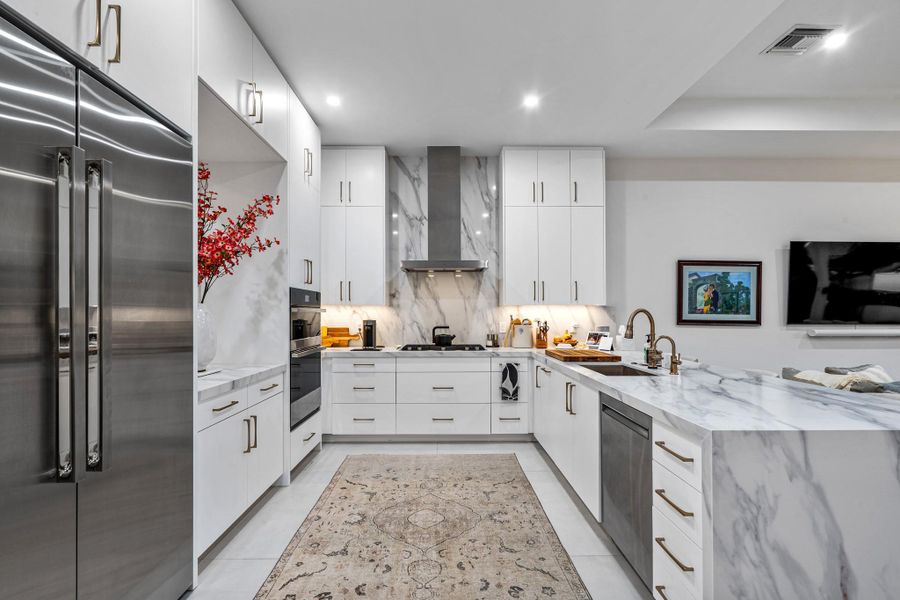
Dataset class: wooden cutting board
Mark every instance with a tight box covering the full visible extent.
[545,348,622,362]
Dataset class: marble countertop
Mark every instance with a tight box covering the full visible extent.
[197,363,286,401]
[324,347,900,436]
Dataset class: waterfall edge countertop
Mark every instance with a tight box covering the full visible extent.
[197,363,287,401]
[325,347,900,435]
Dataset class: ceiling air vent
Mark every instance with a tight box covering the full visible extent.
[763,26,836,55]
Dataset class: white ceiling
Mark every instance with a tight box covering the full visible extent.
[234,0,900,158]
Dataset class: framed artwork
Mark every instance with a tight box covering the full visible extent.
[677,260,762,325]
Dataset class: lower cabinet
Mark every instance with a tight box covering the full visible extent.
[290,411,322,469]
[332,403,396,434]
[396,403,492,435]
[196,383,285,553]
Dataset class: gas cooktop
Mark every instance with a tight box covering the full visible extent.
[399,344,486,351]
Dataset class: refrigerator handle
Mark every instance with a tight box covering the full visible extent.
[56,146,87,483]
[85,159,113,471]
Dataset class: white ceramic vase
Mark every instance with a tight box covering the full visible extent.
[196,303,217,372]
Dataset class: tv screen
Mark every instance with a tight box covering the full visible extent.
[787,242,900,325]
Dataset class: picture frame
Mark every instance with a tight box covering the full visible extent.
[586,331,612,350]
[677,260,762,326]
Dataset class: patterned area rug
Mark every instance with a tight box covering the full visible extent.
[254,454,591,600]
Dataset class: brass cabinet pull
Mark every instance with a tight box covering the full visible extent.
[655,440,695,463]
[88,0,102,46]
[540,181,544,203]
[533,280,537,301]
[535,365,541,388]
[432,386,455,391]
[250,415,258,449]
[302,432,315,442]
[255,89,264,124]
[243,419,252,453]
[655,585,670,600]
[211,399,239,413]
[654,537,694,572]
[540,367,551,373]
[304,148,310,176]
[569,382,576,415]
[353,417,375,422]
[541,281,545,301]
[655,489,694,517]
[432,418,454,422]
[353,363,375,367]
[348,181,352,203]
[353,386,375,391]
[309,151,313,177]
[574,181,578,203]
[499,417,521,422]
[260,383,279,392]
[340,280,343,301]
[348,280,351,302]
[574,280,579,302]
[248,83,258,117]
[532,181,536,203]
[108,4,122,63]
[564,382,572,414]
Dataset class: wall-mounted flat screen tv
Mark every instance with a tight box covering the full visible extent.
[787,241,900,325]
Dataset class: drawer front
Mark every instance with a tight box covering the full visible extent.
[291,412,322,468]
[396,404,491,435]
[652,421,702,491]
[396,357,491,372]
[653,551,698,600]
[197,387,247,431]
[332,357,396,373]
[491,402,531,434]
[249,373,284,407]
[652,506,703,599]
[332,404,396,435]
[333,372,396,404]
[653,462,703,546]
[397,372,491,404]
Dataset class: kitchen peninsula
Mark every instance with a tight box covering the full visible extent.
[322,347,900,599]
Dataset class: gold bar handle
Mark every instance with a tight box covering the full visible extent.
[532,181,536,203]
[574,181,578,203]
[353,386,375,391]
[654,537,694,572]
[107,4,121,64]
[243,419,252,453]
[432,418,454,422]
[248,83,258,117]
[541,181,544,202]
[655,489,694,517]
[211,399,239,413]
[655,440,695,463]
[353,417,375,422]
[88,0,102,46]
[260,383,279,392]
[255,89,264,124]
[302,432,315,442]
[655,585,670,600]
[250,415,258,449]
[432,386,455,391]
[499,417,521,422]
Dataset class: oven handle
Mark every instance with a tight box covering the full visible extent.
[290,306,327,313]
[292,345,325,358]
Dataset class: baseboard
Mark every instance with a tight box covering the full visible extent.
[323,434,536,443]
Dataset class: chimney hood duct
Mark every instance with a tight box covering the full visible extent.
[401,146,488,273]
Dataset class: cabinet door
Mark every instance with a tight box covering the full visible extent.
[537,150,570,206]
[502,206,539,305]
[289,93,320,290]
[533,367,551,446]
[251,34,288,158]
[4,0,99,62]
[571,207,606,305]
[346,148,386,206]
[196,415,248,552]
[537,207,572,304]
[570,149,605,207]
[567,382,601,520]
[544,370,571,473]
[346,206,385,305]
[321,149,346,206]
[199,0,253,118]
[246,394,284,503]
[320,206,346,304]
[503,149,538,206]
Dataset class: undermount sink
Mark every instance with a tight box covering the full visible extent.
[581,364,658,377]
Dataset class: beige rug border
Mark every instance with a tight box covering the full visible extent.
[253,453,593,600]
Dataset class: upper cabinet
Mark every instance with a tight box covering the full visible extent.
[6,0,193,133]
[322,148,387,207]
[199,0,288,158]
[501,147,606,306]
[288,90,321,291]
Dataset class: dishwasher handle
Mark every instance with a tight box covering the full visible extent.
[602,404,650,439]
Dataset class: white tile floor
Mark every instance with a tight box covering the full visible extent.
[186,442,650,600]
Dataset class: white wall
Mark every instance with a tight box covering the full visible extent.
[202,161,288,365]
[606,172,900,374]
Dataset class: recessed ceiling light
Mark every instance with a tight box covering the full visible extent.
[822,31,848,50]
[326,95,342,107]
[523,94,540,109]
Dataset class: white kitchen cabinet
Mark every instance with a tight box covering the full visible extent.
[332,404,397,435]
[321,147,386,206]
[246,393,284,502]
[196,412,248,552]
[10,0,193,132]
[320,206,346,304]
[566,380,600,520]
[533,365,553,447]
[290,411,321,470]
[199,0,253,118]
[396,404,491,435]
[345,206,386,305]
[537,207,572,304]
[250,34,288,158]
[570,149,606,206]
[502,206,540,305]
[571,207,606,305]
[289,90,321,291]
[537,150,570,206]
[502,149,538,206]
[397,372,491,404]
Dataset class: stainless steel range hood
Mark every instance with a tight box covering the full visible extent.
[400,146,488,273]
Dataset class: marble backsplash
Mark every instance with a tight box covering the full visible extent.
[323,155,612,346]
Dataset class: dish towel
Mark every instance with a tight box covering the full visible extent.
[500,362,519,402]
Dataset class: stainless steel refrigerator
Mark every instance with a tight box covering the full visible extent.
[0,9,193,600]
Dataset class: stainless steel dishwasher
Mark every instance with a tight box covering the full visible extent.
[601,393,653,590]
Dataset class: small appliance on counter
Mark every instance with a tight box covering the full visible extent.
[505,315,534,348]
[362,320,377,348]
[432,325,457,347]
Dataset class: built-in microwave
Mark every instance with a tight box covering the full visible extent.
[289,288,323,429]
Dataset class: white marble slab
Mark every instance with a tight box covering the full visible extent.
[197,363,286,401]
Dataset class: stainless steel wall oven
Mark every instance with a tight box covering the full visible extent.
[290,288,322,430]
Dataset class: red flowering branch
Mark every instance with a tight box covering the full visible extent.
[197,162,280,303]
